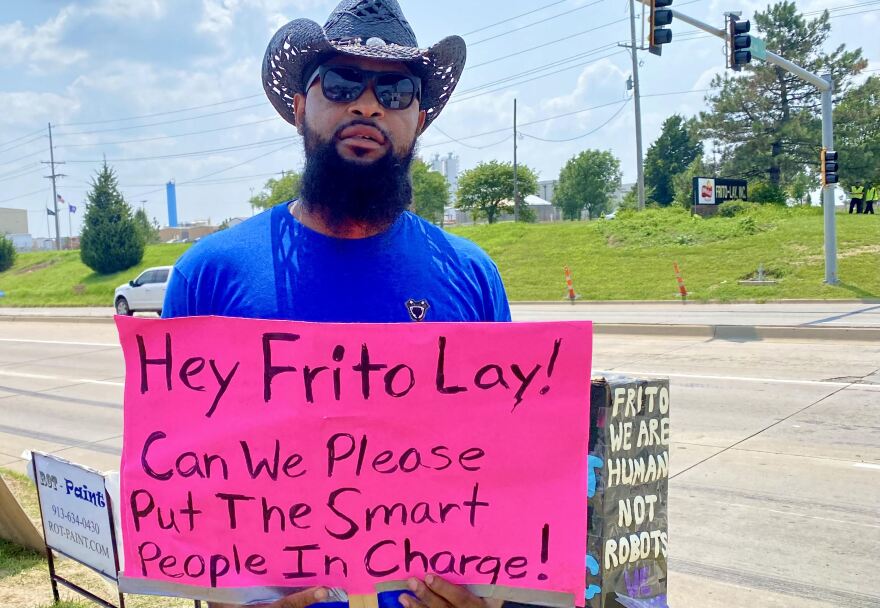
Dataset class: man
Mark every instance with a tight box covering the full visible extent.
[864,183,876,215]
[163,0,507,324]
[163,1,510,607]
[848,184,864,214]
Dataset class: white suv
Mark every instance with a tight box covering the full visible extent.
[114,266,172,316]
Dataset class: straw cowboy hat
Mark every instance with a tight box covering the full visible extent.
[262,0,466,131]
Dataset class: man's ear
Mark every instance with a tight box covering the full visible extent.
[293,93,306,135]
[417,109,427,134]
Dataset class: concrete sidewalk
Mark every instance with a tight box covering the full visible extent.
[1,301,879,341]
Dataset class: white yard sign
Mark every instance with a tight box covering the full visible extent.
[33,452,118,580]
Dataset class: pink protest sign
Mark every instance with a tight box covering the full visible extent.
[116,316,592,602]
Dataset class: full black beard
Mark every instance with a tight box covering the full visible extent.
[299,118,415,231]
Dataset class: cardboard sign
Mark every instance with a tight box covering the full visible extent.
[116,316,593,600]
[32,452,118,579]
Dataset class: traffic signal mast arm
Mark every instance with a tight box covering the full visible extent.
[633,0,839,284]
[637,0,831,91]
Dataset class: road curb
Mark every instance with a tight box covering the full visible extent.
[2,315,877,342]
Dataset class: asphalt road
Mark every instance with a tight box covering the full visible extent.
[1,320,878,607]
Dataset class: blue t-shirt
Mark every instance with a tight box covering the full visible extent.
[162,202,511,322]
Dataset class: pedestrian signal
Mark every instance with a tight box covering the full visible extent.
[821,148,839,186]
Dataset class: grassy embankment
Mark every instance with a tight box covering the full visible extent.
[0,206,878,306]
[0,469,191,608]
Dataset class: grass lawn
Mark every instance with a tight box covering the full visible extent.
[0,206,877,306]
[0,469,193,608]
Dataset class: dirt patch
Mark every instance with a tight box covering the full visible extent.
[791,244,880,266]
[14,260,58,275]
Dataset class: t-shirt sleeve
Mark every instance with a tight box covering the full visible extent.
[161,267,192,318]
[489,263,512,322]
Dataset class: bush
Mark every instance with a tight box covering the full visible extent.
[749,182,786,205]
[0,235,15,272]
[718,200,761,217]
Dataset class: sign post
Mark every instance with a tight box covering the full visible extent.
[32,452,126,608]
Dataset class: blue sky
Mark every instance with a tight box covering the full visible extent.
[1,0,877,238]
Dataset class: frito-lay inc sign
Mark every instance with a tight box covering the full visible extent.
[692,177,748,205]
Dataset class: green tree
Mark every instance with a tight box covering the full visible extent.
[133,208,160,244]
[0,235,15,272]
[455,161,538,224]
[645,115,702,206]
[699,1,866,187]
[786,172,814,205]
[835,75,880,187]
[250,171,301,210]
[80,163,144,274]
[410,158,448,224]
[672,155,711,208]
[553,150,622,220]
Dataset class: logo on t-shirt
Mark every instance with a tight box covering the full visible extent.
[405,299,429,322]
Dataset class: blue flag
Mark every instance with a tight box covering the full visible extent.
[68,203,77,213]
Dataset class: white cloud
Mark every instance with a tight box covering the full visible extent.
[198,0,242,35]
[0,6,87,73]
[0,91,81,129]
[541,61,628,115]
[197,0,330,37]
[90,0,168,20]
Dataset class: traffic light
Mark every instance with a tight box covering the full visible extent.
[649,0,673,56]
[727,15,752,70]
[821,148,839,186]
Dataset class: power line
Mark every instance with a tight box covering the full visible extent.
[462,0,568,36]
[0,164,42,181]
[63,136,295,163]
[0,187,46,204]
[470,0,606,46]
[520,98,630,142]
[468,17,629,70]
[54,102,266,136]
[641,88,711,97]
[428,127,513,150]
[455,43,620,97]
[54,93,265,127]
[0,148,44,168]
[426,98,628,148]
[452,50,627,105]
[0,134,46,156]
[126,143,293,199]
[55,117,281,149]
[0,128,45,150]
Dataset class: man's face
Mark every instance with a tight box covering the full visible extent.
[293,55,427,164]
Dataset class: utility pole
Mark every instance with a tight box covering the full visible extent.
[657,2,839,284]
[513,98,519,222]
[41,122,64,250]
[629,0,646,210]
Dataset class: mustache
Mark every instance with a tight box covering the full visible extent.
[332,118,393,145]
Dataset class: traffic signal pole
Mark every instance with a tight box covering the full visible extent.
[646,3,838,284]
[629,0,646,211]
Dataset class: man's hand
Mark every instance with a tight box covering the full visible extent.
[400,575,503,608]
[209,586,329,608]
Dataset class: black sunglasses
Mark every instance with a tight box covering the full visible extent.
[305,65,422,110]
